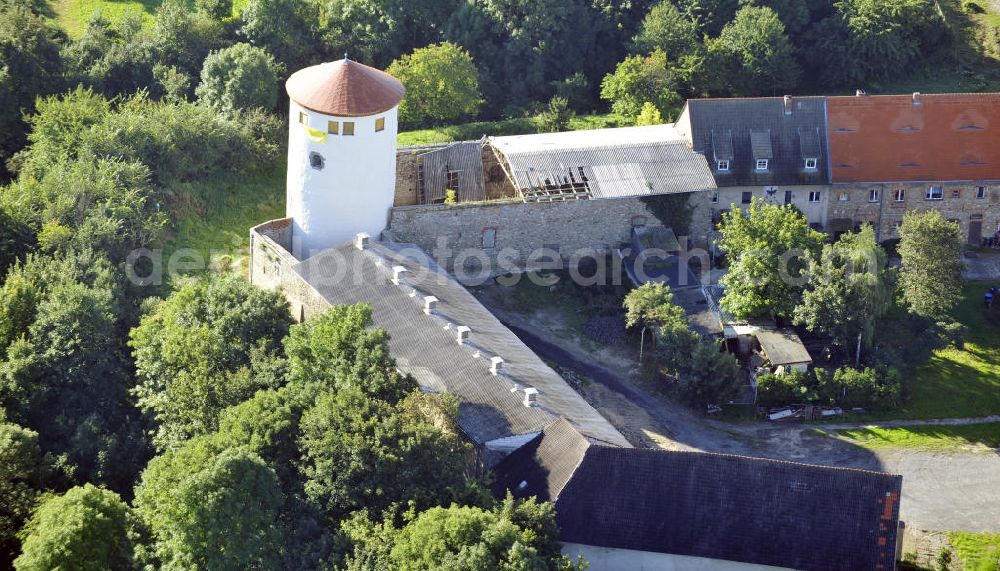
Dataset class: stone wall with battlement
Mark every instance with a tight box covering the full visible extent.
[249,217,331,322]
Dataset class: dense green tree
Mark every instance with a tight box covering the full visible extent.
[346,496,579,570]
[130,276,291,449]
[708,5,800,95]
[636,101,666,125]
[446,0,624,111]
[632,0,701,60]
[537,96,574,133]
[134,445,283,570]
[387,42,483,126]
[0,207,31,277]
[0,4,64,180]
[61,12,156,99]
[717,198,824,320]
[897,210,964,321]
[601,50,681,122]
[196,42,283,114]
[0,419,44,564]
[794,226,893,362]
[299,388,471,522]
[672,333,743,406]
[150,0,229,86]
[676,0,742,36]
[14,484,132,571]
[807,0,945,86]
[239,0,320,71]
[624,282,688,331]
[284,304,412,403]
[195,0,233,21]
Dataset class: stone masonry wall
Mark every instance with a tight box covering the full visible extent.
[394,149,421,206]
[387,192,712,277]
[249,217,331,322]
[827,182,1000,243]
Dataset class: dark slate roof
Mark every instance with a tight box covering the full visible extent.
[678,97,830,187]
[293,242,630,450]
[494,419,903,571]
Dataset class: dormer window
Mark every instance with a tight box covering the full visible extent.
[804,158,818,170]
[717,160,730,172]
[756,159,769,171]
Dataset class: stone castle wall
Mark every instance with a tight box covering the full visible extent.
[387,192,712,277]
[249,217,331,321]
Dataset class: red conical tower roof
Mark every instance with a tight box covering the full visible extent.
[286,58,405,117]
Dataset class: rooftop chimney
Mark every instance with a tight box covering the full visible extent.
[855,89,867,97]
[391,265,407,285]
[522,387,538,407]
[355,233,370,250]
[912,92,921,106]
[490,356,504,375]
[423,296,438,315]
[456,325,471,344]
[783,95,792,115]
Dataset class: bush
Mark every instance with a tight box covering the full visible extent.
[755,366,901,409]
[963,0,985,14]
[756,371,810,408]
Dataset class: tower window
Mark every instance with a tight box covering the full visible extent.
[327,121,339,135]
[309,152,325,170]
[298,112,309,125]
[375,117,385,132]
[343,122,355,136]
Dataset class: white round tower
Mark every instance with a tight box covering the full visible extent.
[284,57,405,259]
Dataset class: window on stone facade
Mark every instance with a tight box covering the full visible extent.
[342,122,355,136]
[711,190,719,203]
[894,189,905,202]
[755,159,769,171]
[327,121,339,135]
[838,192,849,202]
[976,186,987,199]
[809,191,821,203]
[952,189,961,198]
[926,186,944,200]
[717,160,730,172]
[482,227,497,249]
[741,191,752,204]
[375,117,385,132]
[804,158,818,170]
[869,189,880,203]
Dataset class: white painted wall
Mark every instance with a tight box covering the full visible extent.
[286,100,399,259]
[562,543,793,571]
[712,185,829,227]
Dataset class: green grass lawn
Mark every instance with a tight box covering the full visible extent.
[165,163,284,280]
[50,0,165,37]
[398,113,620,147]
[949,532,1000,571]
[826,423,1000,451]
[893,283,1000,419]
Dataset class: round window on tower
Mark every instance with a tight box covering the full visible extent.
[309,152,325,170]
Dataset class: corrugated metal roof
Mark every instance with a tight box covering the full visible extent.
[755,329,812,365]
[490,139,716,201]
[293,242,631,450]
[750,130,774,160]
[419,141,486,203]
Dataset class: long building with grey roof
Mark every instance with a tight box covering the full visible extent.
[249,220,630,465]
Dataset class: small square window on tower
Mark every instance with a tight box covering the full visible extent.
[375,117,385,132]
[343,122,355,136]
[327,121,339,135]
[298,111,309,125]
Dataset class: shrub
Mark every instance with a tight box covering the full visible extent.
[756,371,810,408]
[963,0,985,14]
